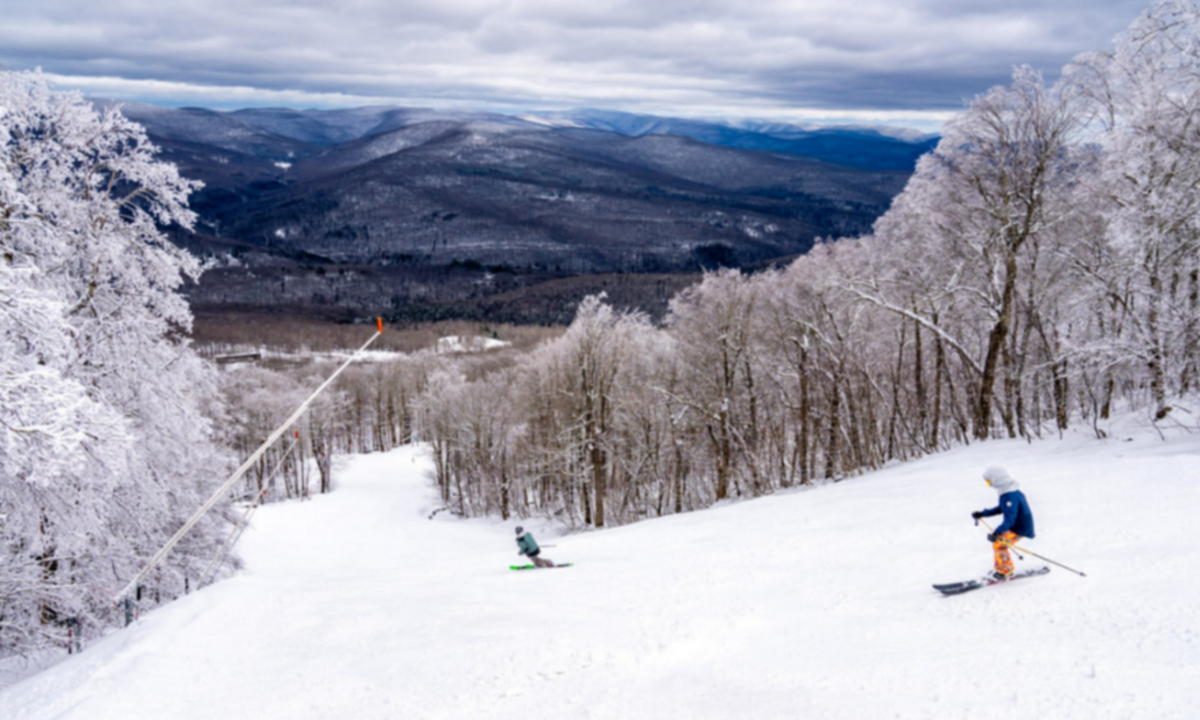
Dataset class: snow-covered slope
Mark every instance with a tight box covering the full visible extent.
[3,419,1197,719]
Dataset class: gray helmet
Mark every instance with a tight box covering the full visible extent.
[515,526,523,535]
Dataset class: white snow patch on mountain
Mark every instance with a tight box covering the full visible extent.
[436,335,512,354]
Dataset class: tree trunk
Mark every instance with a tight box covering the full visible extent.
[914,316,927,448]
[826,379,841,481]
[976,249,1020,439]
[798,351,811,485]
[932,314,945,450]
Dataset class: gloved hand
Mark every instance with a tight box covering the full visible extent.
[987,532,1001,543]
[971,510,985,520]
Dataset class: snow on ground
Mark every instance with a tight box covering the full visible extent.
[3,417,1198,719]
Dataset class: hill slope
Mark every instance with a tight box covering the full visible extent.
[219,124,901,272]
[5,417,1194,719]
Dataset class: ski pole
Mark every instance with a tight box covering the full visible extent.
[980,520,1087,577]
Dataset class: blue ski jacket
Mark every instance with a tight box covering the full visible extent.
[516,532,540,557]
[982,490,1035,538]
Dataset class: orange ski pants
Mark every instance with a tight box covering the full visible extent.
[993,531,1020,576]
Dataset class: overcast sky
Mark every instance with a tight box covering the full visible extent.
[0,0,1152,131]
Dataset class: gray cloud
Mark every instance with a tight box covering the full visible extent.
[0,0,1152,128]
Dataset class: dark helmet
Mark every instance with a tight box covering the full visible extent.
[515,526,523,535]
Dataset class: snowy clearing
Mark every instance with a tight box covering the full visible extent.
[2,418,1198,719]
[435,335,512,354]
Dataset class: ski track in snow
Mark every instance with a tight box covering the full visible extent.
[2,421,1198,719]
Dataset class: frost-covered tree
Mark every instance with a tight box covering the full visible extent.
[667,270,762,499]
[552,295,651,526]
[0,154,133,653]
[1,71,229,655]
[860,67,1086,439]
[1068,0,1200,417]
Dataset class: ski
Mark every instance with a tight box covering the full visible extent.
[510,563,573,571]
[933,566,1050,595]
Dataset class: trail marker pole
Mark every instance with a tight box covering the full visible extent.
[123,595,136,627]
[67,618,81,654]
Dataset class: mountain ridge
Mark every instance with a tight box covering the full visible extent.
[106,101,933,323]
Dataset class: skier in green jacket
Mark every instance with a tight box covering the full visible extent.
[515,526,554,568]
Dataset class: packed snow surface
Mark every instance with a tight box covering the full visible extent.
[3,419,1198,719]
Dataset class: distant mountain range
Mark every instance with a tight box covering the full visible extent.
[521,109,937,170]
[106,101,936,323]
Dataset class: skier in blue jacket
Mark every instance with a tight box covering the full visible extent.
[971,466,1035,580]
[515,526,554,568]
